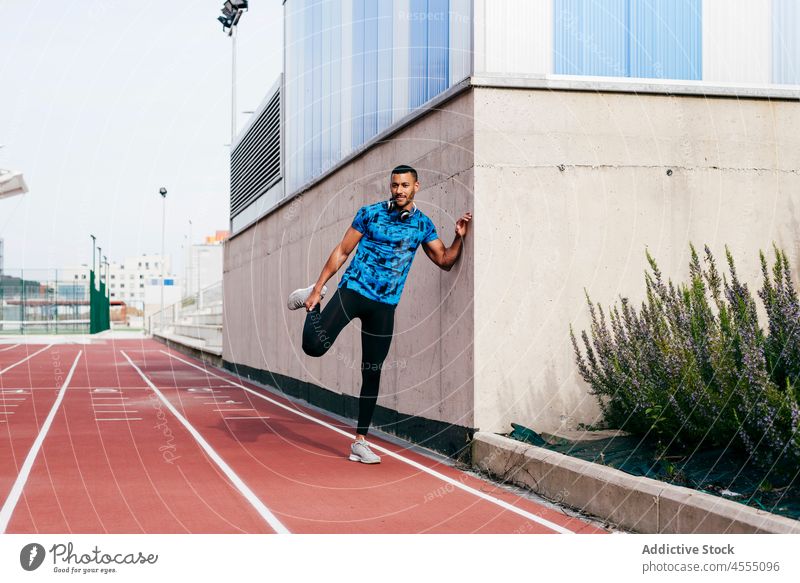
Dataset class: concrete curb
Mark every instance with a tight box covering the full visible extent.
[152,333,223,367]
[472,432,800,534]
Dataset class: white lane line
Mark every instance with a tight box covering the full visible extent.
[0,344,21,352]
[212,409,256,412]
[0,398,25,401]
[162,350,576,535]
[0,351,82,533]
[224,416,271,420]
[203,402,243,406]
[94,411,139,414]
[96,418,143,421]
[0,412,15,415]
[0,405,19,407]
[0,344,53,376]
[122,351,289,534]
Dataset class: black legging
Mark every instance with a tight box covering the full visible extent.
[302,286,396,436]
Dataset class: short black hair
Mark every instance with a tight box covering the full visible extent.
[390,165,418,182]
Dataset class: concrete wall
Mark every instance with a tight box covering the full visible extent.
[473,87,800,434]
[223,90,475,435]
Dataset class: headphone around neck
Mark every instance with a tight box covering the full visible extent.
[386,199,417,221]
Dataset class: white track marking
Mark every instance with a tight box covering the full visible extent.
[94,411,139,414]
[122,351,290,534]
[0,344,21,352]
[95,418,143,422]
[0,345,52,375]
[0,351,81,533]
[161,350,576,534]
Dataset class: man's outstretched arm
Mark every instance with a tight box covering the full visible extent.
[423,211,472,271]
[304,226,363,311]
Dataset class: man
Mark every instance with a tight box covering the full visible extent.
[287,164,472,464]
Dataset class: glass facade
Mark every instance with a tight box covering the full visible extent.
[281,0,800,199]
[553,0,702,80]
[478,0,799,86]
[774,0,800,84]
[284,0,472,194]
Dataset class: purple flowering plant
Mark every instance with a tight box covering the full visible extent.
[570,244,800,473]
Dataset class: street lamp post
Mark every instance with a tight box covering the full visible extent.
[188,219,193,296]
[103,255,109,296]
[217,1,249,142]
[159,187,167,331]
[89,234,96,334]
[90,235,96,275]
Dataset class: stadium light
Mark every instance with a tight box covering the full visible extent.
[0,169,29,200]
[217,0,248,32]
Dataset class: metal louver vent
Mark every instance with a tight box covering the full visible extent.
[230,88,281,220]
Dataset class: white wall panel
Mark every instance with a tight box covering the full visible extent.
[703,0,771,84]
[481,0,552,76]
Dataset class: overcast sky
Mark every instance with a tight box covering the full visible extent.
[0,0,282,274]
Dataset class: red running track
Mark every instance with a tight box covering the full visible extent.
[0,339,607,534]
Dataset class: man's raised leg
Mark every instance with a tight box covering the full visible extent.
[302,288,355,357]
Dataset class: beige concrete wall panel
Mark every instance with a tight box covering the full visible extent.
[438,174,475,428]
[474,89,796,173]
[223,91,476,431]
[473,86,800,434]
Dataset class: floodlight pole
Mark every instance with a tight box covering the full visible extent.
[159,187,167,331]
[90,235,96,275]
[231,24,238,142]
[217,1,248,141]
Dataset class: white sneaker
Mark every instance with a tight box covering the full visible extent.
[287,284,327,310]
[349,440,381,464]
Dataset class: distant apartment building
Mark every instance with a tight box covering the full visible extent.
[108,254,175,306]
[185,231,229,297]
[56,266,91,301]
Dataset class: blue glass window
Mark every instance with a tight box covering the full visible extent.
[554,0,701,80]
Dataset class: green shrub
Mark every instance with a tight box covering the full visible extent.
[570,244,800,473]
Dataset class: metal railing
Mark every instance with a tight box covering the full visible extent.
[0,268,92,334]
[149,280,222,336]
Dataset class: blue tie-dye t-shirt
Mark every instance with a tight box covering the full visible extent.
[339,201,439,305]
